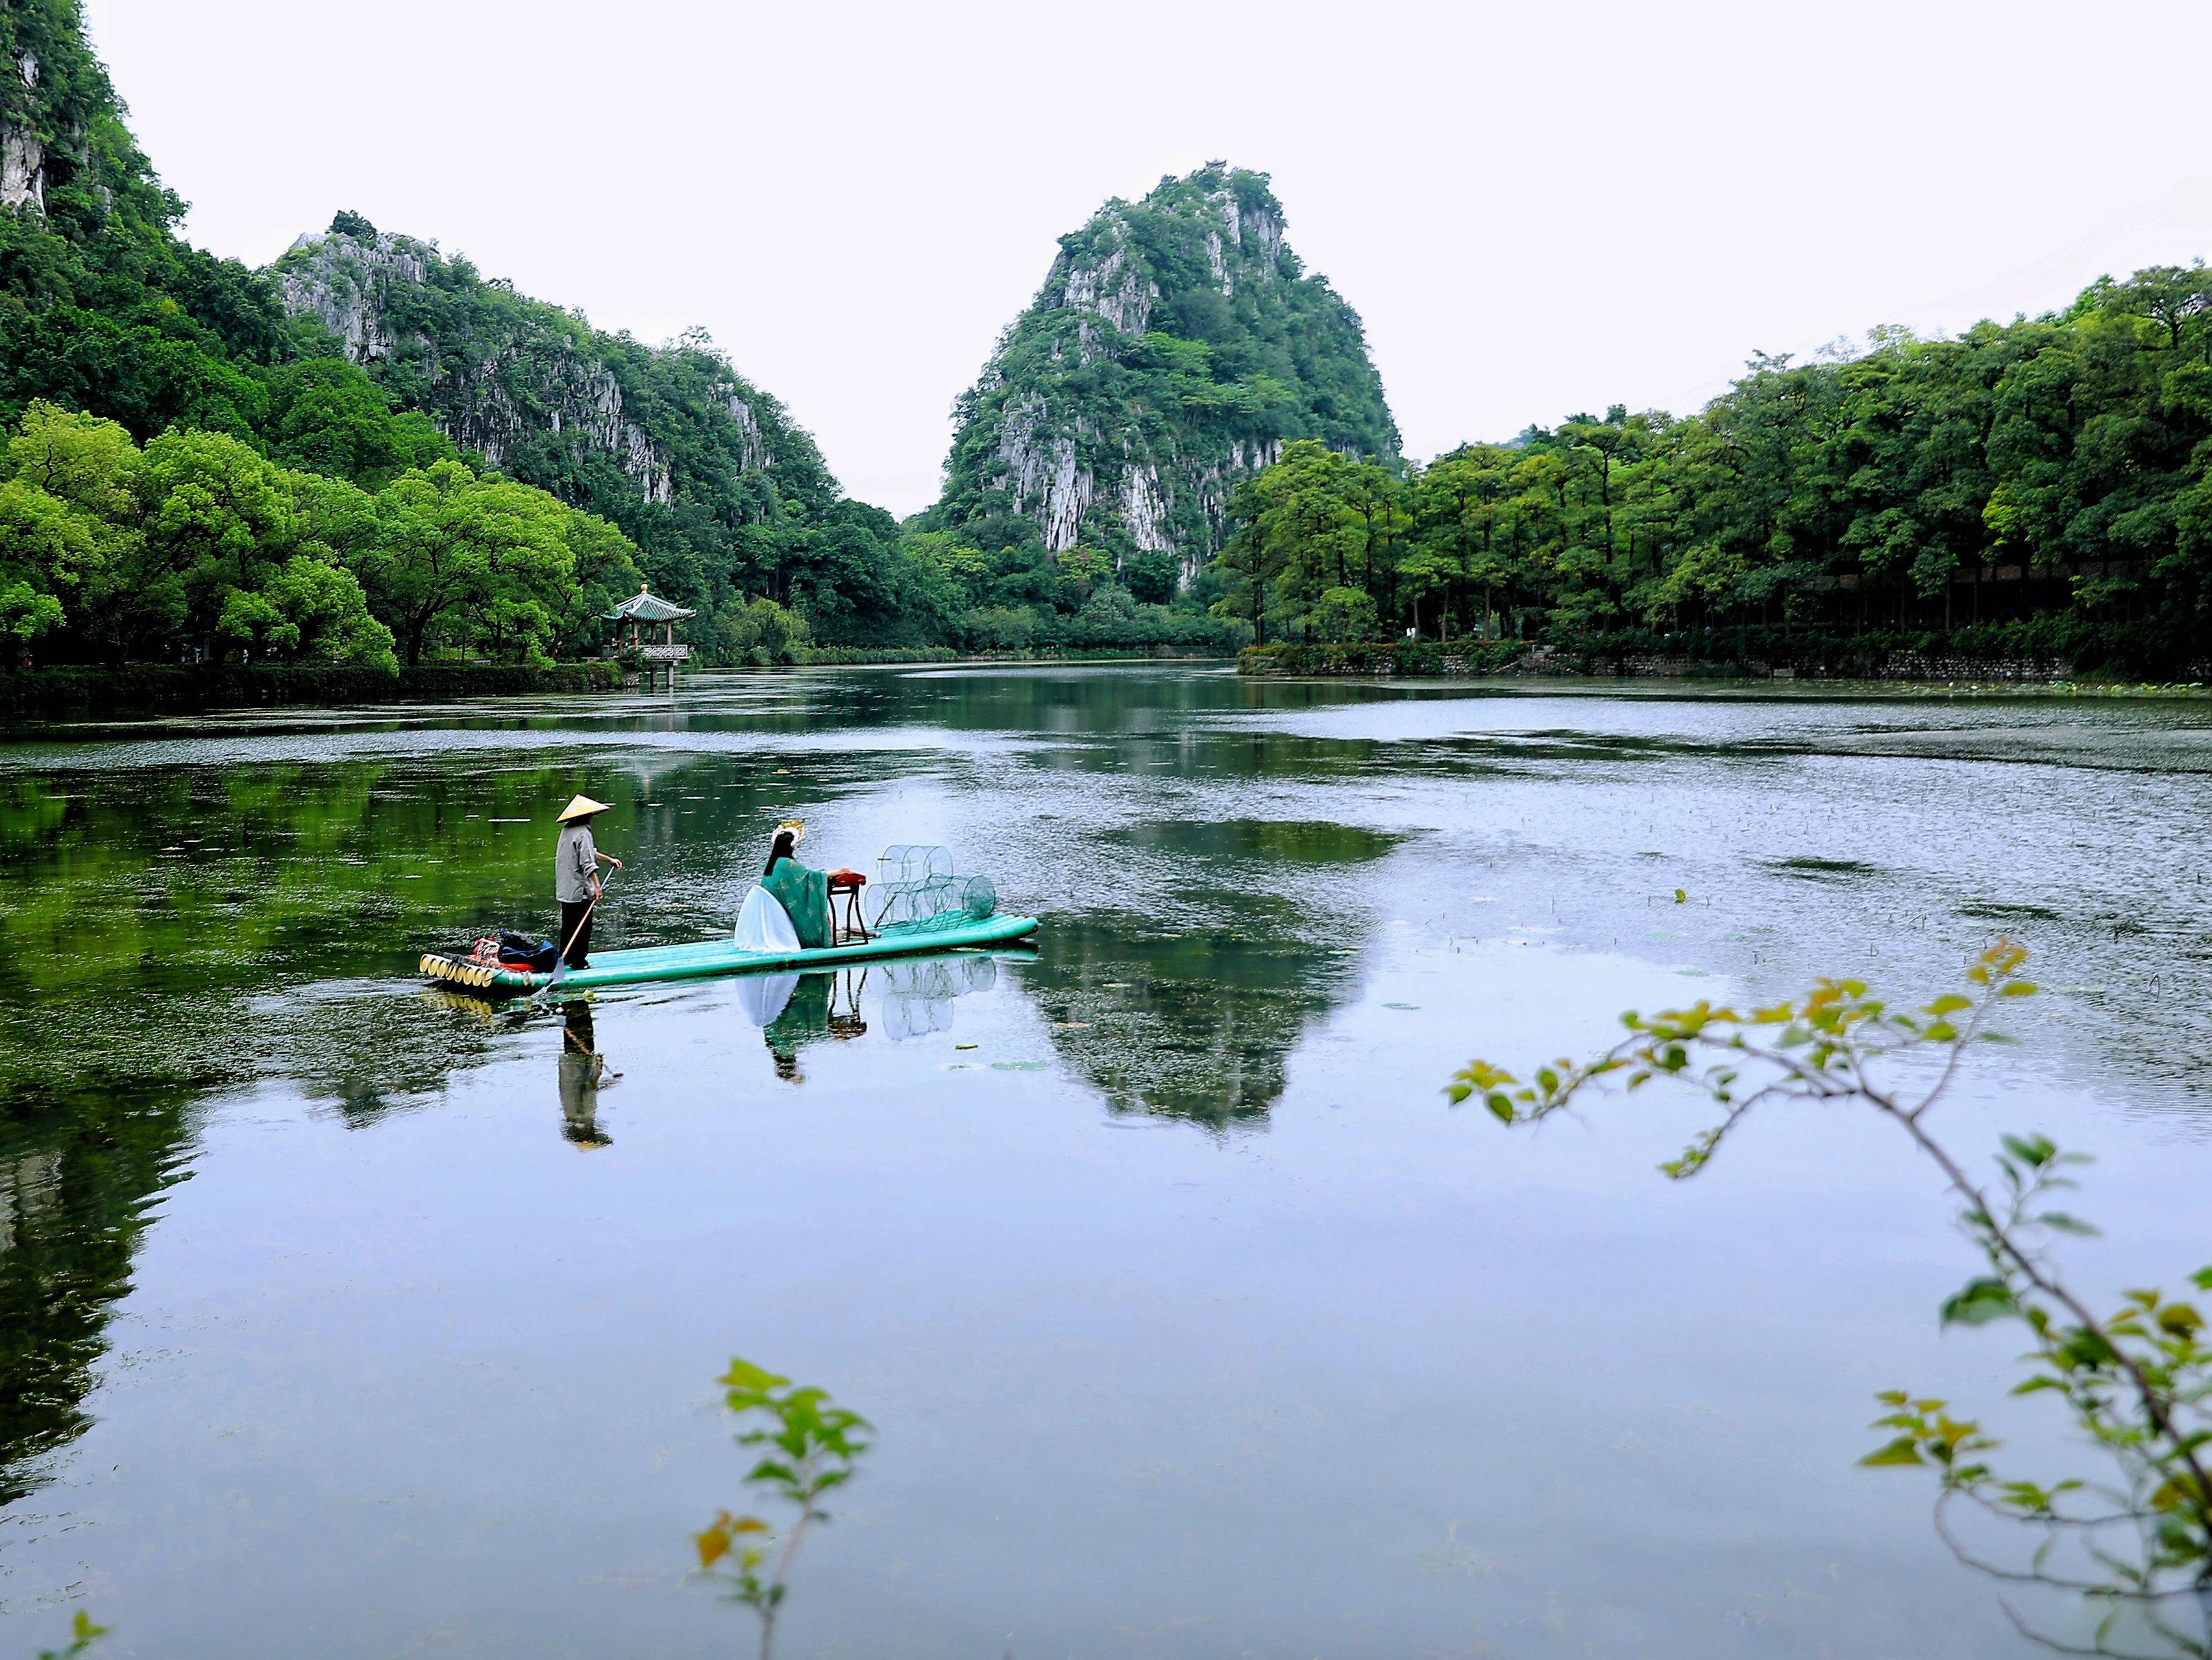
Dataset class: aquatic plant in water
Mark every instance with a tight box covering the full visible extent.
[1452,943,2212,1657]
[693,1359,872,1660]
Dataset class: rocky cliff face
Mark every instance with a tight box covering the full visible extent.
[0,1,131,223]
[272,221,834,526]
[936,163,1398,582]
[281,226,678,503]
[1,48,45,213]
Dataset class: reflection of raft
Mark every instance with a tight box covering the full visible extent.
[418,912,1040,996]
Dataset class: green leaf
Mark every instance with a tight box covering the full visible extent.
[1941,1278,2017,1327]
[1485,1094,1514,1123]
[2150,1476,2202,1511]
[2036,1212,2099,1237]
[720,1358,789,1392]
[2157,1303,2204,1336]
[1859,1437,1924,1467]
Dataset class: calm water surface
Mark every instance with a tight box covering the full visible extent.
[1,667,2209,1658]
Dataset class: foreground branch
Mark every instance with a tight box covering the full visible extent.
[1450,942,2212,1656]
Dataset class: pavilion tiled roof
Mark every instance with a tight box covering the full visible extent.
[604,586,696,623]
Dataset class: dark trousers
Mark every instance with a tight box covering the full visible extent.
[559,898,595,968]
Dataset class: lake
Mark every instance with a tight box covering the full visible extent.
[1,665,2208,1658]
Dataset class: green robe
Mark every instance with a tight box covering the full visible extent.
[762,857,830,949]
[765,971,834,1059]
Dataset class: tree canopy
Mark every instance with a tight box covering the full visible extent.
[1215,265,2212,660]
[0,402,639,668]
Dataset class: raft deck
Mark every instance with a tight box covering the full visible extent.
[420,912,1039,995]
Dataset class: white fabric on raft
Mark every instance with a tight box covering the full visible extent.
[734,884,801,953]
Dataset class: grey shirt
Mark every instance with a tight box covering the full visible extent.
[556,823,599,903]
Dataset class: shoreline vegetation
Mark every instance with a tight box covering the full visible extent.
[0,647,1239,718]
[11,633,2204,723]
[1211,269,2212,685]
[1242,615,2212,690]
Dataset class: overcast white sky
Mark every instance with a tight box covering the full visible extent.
[79,0,2212,517]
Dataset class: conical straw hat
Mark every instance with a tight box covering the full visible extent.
[556,794,612,823]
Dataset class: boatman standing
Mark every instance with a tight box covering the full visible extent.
[554,795,621,969]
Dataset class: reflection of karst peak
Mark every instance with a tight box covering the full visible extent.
[1017,816,1394,1126]
[1018,915,1363,1126]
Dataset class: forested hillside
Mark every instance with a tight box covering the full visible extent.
[929,163,1393,629]
[270,221,961,659]
[0,0,1247,670]
[1220,268,2212,676]
[0,0,654,670]
[0,0,960,671]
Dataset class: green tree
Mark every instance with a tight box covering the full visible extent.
[0,402,135,649]
[214,554,392,666]
[1123,543,1181,604]
[261,357,453,488]
[366,460,582,666]
[1213,438,1374,641]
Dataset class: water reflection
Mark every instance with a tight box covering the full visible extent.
[1103,816,1400,864]
[876,953,997,1040]
[0,1089,192,1505]
[0,748,911,1112]
[557,1001,618,1148]
[760,974,841,1083]
[284,987,517,1129]
[1014,817,1397,1125]
[5,668,2212,1657]
[740,961,1005,1081]
[1019,915,1361,1125]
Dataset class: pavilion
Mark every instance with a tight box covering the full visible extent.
[604,584,696,691]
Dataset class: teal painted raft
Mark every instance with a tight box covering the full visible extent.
[420,912,1040,996]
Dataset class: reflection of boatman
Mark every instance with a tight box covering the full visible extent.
[558,1000,618,1148]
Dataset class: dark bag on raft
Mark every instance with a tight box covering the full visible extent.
[498,930,559,972]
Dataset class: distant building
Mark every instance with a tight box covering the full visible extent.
[604,585,696,691]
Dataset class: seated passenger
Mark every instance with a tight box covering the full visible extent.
[734,821,831,951]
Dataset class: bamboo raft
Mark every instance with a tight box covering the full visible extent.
[419,912,1040,996]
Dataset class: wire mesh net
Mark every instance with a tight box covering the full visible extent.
[870,846,998,932]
